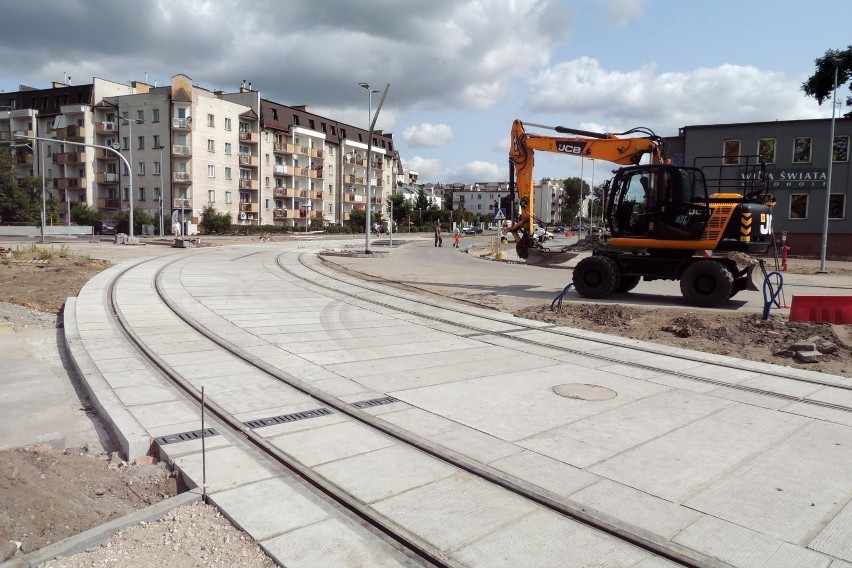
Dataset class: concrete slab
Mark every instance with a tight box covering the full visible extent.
[269,420,397,467]
[173,444,277,493]
[809,499,852,561]
[371,473,538,551]
[314,444,457,504]
[488,450,599,498]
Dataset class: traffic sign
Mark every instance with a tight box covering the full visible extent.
[494,209,506,220]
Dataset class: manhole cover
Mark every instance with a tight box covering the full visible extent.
[553,383,617,401]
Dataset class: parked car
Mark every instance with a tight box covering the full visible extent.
[92,220,117,235]
[553,225,565,233]
[461,226,483,235]
[533,225,554,242]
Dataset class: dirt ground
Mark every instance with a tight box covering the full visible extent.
[0,239,849,564]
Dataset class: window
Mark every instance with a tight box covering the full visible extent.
[265,199,270,210]
[154,161,161,175]
[207,139,215,152]
[123,188,129,201]
[137,110,144,122]
[154,188,161,200]
[758,138,776,164]
[265,176,270,187]
[207,114,215,127]
[122,162,129,176]
[793,137,812,163]
[208,165,215,178]
[272,109,278,121]
[309,119,315,130]
[293,115,300,126]
[152,108,160,123]
[137,162,145,176]
[137,135,144,150]
[225,191,232,204]
[208,190,215,203]
[225,167,232,180]
[139,187,146,201]
[833,136,849,162]
[122,137,129,150]
[153,134,161,149]
[122,111,129,121]
[789,194,808,219]
[224,143,232,155]
[265,153,270,165]
[723,140,740,165]
[224,117,232,131]
[829,194,846,219]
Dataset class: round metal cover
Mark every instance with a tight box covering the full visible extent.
[553,383,617,401]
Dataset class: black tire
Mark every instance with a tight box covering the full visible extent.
[680,260,735,307]
[572,256,621,299]
[616,275,641,293]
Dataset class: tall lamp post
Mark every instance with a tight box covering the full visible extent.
[119,116,143,239]
[818,57,842,274]
[359,82,380,253]
[156,145,165,237]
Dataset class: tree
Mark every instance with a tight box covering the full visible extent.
[198,204,232,234]
[414,187,430,211]
[560,177,588,226]
[802,46,852,117]
[587,182,608,226]
[386,192,410,226]
[0,151,50,225]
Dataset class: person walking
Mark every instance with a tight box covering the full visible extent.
[453,225,461,248]
[434,219,443,247]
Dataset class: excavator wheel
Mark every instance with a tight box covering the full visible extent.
[515,233,533,259]
[679,260,735,307]
[615,275,641,293]
[572,255,621,299]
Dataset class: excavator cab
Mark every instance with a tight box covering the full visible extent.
[608,164,711,241]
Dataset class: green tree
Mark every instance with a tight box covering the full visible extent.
[802,46,852,116]
[587,182,608,226]
[0,151,48,224]
[414,187,430,211]
[386,192,410,227]
[199,204,232,234]
[560,177,588,226]
[71,204,104,226]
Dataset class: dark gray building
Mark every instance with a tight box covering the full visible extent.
[665,118,851,257]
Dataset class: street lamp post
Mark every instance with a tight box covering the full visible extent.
[818,58,842,273]
[20,141,45,242]
[156,145,165,237]
[119,117,143,239]
[359,82,380,253]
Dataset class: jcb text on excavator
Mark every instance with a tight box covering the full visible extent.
[507,119,775,307]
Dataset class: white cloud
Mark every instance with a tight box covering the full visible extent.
[527,57,828,135]
[405,156,501,184]
[402,123,455,148]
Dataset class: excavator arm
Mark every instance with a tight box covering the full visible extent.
[507,119,663,246]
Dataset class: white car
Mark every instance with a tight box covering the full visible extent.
[533,225,554,242]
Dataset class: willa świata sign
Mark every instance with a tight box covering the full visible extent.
[741,169,827,190]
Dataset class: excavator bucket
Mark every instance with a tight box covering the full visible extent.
[745,263,760,292]
[525,247,578,267]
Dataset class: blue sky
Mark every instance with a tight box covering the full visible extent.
[1,0,848,186]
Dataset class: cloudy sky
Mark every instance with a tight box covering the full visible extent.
[1,0,848,185]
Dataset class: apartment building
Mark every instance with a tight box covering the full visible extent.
[2,74,402,232]
[449,180,561,224]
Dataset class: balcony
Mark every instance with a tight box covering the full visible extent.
[0,131,12,142]
[95,148,116,159]
[172,117,191,129]
[273,164,289,176]
[53,176,87,190]
[173,145,191,156]
[343,174,355,184]
[371,161,384,170]
[274,142,294,154]
[239,202,258,213]
[273,187,292,198]
[296,145,310,156]
[238,179,258,190]
[56,125,85,140]
[310,148,323,159]
[13,128,34,140]
[95,121,117,134]
[173,197,193,209]
[96,172,119,184]
[238,154,258,167]
[52,151,86,164]
[173,171,191,183]
[311,191,324,200]
[15,154,34,166]
[97,197,121,210]
[273,208,300,219]
[238,131,258,143]
[343,193,364,203]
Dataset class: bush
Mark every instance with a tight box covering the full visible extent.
[198,205,233,234]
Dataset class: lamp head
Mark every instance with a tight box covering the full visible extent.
[358,82,369,89]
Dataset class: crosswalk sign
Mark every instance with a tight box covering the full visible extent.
[494,208,506,220]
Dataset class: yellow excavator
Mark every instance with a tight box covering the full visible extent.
[507,119,775,306]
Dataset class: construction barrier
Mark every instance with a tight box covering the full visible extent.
[789,295,852,324]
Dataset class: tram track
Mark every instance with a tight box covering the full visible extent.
[94,245,851,567]
[101,248,715,567]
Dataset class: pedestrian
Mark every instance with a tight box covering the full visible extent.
[172,219,181,237]
[453,225,461,248]
[434,219,443,247]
